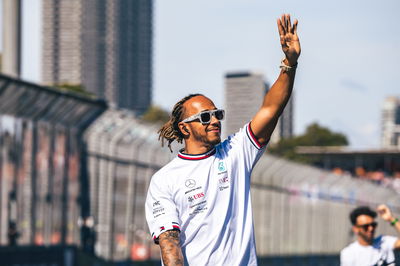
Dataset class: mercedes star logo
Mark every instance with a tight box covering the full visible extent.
[185,179,196,188]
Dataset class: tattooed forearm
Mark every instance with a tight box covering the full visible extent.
[159,230,184,266]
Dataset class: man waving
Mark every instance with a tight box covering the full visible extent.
[145,14,300,265]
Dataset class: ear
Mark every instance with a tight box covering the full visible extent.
[178,122,190,136]
[352,226,358,235]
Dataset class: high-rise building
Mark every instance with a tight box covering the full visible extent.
[42,0,153,113]
[381,96,400,149]
[1,0,22,78]
[223,71,293,144]
[42,0,82,85]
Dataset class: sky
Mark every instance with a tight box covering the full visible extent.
[2,0,400,149]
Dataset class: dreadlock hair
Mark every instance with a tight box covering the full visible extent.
[158,93,203,152]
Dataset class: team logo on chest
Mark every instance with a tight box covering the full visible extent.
[218,161,226,172]
[185,179,196,188]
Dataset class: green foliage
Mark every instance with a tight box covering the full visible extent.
[269,122,348,163]
[141,105,170,124]
[53,83,94,98]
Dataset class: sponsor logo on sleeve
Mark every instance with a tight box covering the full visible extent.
[152,200,165,218]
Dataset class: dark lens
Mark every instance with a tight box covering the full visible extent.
[215,110,224,120]
[360,222,377,230]
[200,112,211,123]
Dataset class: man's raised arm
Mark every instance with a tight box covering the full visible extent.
[158,230,184,266]
[251,14,301,145]
[377,204,400,250]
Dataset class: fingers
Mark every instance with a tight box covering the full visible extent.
[287,14,292,33]
[281,14,287,34]
[277,14,297,35]
[277,17,285,37]
[292,19,298,35]
[377,204,391,217]
[277,19,285,46]
[377,204,388,212]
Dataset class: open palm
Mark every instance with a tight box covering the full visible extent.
[277,14,301,66]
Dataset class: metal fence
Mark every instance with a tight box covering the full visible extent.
[1,74,400,264]
[84,109,175,261]
[251,155,400,256]
[85,109,400,262]
[0,74,106,247]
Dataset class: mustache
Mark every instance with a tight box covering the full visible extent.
[207,125,221,131]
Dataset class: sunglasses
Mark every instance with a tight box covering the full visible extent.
[356,222,377,231]
[181,109,225,125]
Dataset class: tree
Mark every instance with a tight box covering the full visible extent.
[141,105,170,124]
[269,122,348,163]
[53,83,95,98]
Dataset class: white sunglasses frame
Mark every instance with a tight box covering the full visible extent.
[181,109,225,125]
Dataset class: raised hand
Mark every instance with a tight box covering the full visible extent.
[277,14,301,66]
[377,204,394,222]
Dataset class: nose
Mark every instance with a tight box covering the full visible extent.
[210,113,221,124]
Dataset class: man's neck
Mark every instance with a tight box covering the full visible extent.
[357,237,373,246]
[183,142,214,155]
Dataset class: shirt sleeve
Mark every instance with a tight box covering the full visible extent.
[222,122,267,170]
[145,174,180,244]
[340,248,352,266]
[382,235,398,250]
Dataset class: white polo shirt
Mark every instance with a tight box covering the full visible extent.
[145,123,266,266]
[340,235,397,266]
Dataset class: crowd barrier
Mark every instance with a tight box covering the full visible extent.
[0,74,106,247]
[252,154,400,255]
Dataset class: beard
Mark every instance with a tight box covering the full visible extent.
[191,129,221,147]
[359,230,374,244]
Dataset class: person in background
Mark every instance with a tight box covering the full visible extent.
[340,204,400,266]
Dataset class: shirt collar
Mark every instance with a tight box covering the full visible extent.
[178,148,216,160]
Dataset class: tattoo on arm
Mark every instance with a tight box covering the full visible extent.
[159,230,184,266]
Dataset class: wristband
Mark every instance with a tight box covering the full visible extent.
[279,58,298,73]
[391,218,399,226]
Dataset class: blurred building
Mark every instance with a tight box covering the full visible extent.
[1,0,22,78]
[381,96,400,149]
[223,71,293,144]
[42,0,153,114]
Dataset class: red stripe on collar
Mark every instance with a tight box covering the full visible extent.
[178,148,216,160]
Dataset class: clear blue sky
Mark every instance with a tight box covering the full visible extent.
[2,0,400,148]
